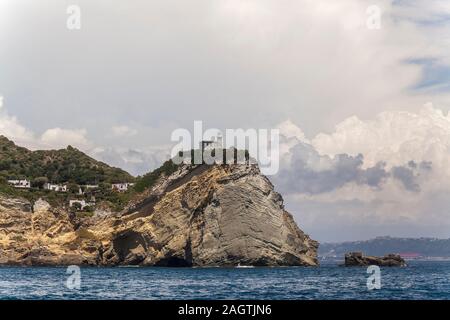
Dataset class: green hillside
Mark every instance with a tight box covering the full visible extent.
[0,137,246,212]
[0,135,134,185]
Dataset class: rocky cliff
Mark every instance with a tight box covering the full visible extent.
[0,163,318,267]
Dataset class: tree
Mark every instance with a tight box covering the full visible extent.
[68,183,80,194]
[32,177,48,189]
[83,205,94,213]
[99,182,111,192]
[0,160,11,171]
[71,202,82,211]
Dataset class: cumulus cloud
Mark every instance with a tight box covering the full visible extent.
[0,96,91,151]
[277,120,309,142]
[274,140,429,195]
[273,107,450,241]
[92,146,171,176]
[40,128,92,150]
[0,95,169,175]
[391,165,420,192]
[112,125,138,137]
[312,103,450,169]
[0,95,36,147]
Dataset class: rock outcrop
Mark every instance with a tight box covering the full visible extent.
[344,252,406,267]
[0,163,318,267]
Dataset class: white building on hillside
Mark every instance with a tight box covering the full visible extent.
[200,134,223,151]
[111,182,134,192]
[83,185,99,189]
[77,184,99,195]
[69,199,95,210]
[7,179,31,189]
[69,200,86,210]
[44,183,67,192]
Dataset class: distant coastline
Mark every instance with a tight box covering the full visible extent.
[319,236,450,261]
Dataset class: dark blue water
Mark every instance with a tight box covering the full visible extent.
[0,261,449,300]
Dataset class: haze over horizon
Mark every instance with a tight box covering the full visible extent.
[1,0,450,242]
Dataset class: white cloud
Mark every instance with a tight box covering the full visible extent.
[92,146,171,176]
[277,120,309,142]
[312,103,450,171]
[40,128,92,150]
[0,95,37,148]
[0,95,91,151]
[0,95,169,175]
[112,125,138,137]
[274,105,450,241]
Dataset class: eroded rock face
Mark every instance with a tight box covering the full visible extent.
[33,199,51,213]
[0,164,318,266]
[344,252,406,267]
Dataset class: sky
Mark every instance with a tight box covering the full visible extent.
[1,0,450,242]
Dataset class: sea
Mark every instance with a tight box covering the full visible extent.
[0,261,449,300]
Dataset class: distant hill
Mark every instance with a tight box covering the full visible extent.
[319,236,450,258]
[0,135,134,185]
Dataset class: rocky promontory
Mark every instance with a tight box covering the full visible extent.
[344,252,406,267]
[0,163,318,267]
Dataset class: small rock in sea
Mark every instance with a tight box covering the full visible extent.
[344,252,406,267]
